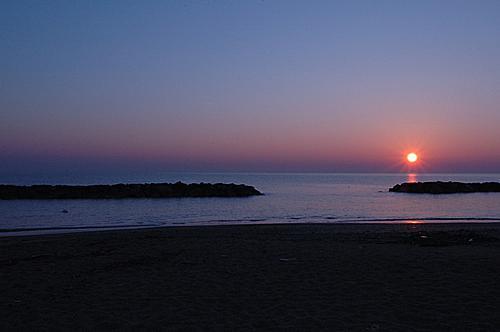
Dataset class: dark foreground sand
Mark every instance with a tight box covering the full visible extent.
[2,223,500,331]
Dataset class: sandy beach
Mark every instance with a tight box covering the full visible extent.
[2,223,500,331]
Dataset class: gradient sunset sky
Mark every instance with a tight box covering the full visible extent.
[2,1,500,174]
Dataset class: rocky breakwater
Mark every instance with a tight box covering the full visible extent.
[0,182,263,199]
[389,181,500,194]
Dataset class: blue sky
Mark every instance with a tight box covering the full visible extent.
[2,1,500,174]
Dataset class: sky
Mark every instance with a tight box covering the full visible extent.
[2,0,500,175]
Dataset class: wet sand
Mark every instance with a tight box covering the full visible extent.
[2,223,500,331]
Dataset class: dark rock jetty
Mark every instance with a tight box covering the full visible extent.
[389,181,500,194]
[0,182,263,200]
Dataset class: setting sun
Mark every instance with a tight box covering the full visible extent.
[407,152,418,163]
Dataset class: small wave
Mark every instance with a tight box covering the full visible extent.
[196,216,500,225]
[202,218,270,223]
[287,215,334,220]
[0,223,159,233]
[333,217,500,223]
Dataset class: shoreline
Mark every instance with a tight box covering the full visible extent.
[2,223,500,330]
[3,218,500,237]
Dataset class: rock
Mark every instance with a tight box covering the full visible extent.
[0,182,263,200]
[389,181,500,194]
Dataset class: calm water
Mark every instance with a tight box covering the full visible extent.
[1,173,500,235]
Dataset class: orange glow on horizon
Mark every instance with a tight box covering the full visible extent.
[407,152,418,163]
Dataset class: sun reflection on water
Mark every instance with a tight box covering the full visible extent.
[405,220,424,224]
[407,173,417,183]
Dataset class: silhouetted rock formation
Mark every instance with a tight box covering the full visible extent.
[389,181,500,194]
[0,182,263,200]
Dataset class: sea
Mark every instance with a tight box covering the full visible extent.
[1,173,500,236]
